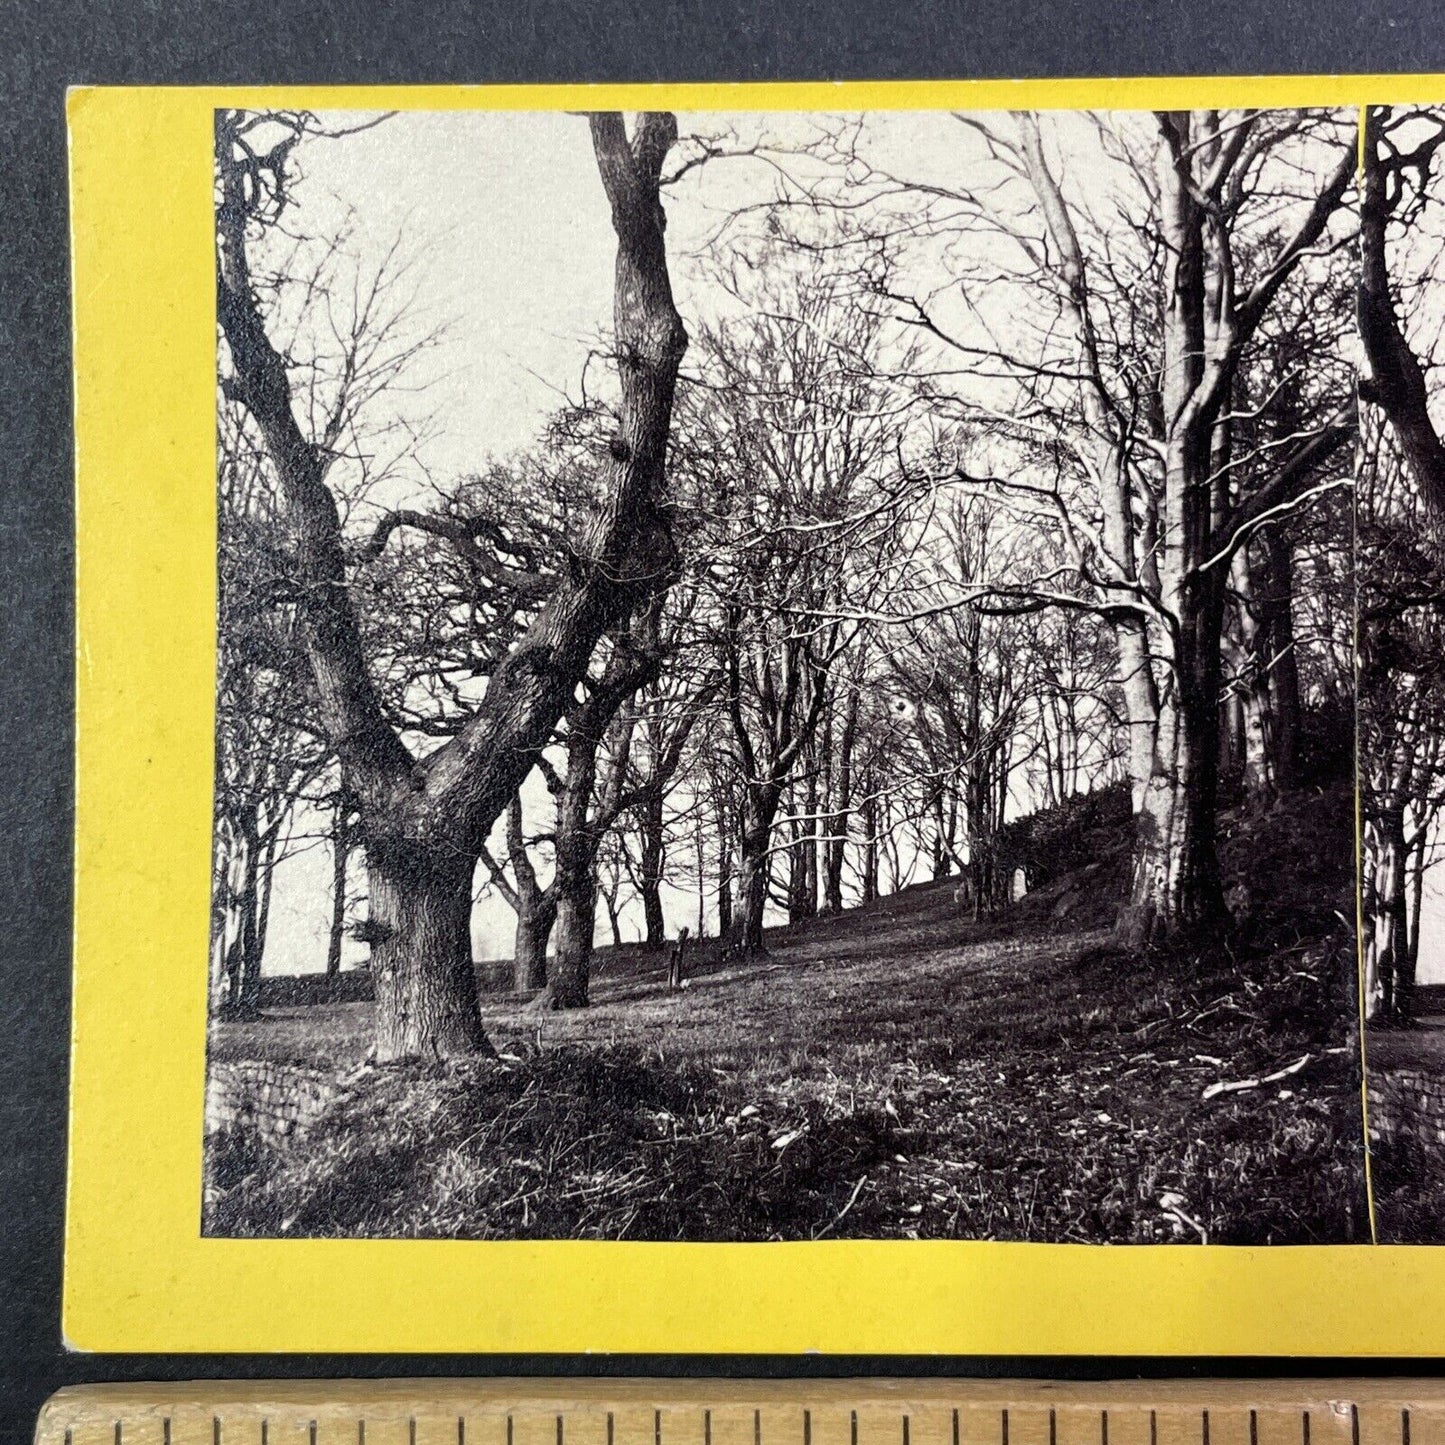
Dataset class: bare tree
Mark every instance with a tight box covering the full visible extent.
[1356,105,1445,1019]
[211,397,331,1017]
[479,790,557,993]
[215,109,688,1057]
[814,109,1356,945]
[677,260,912,953]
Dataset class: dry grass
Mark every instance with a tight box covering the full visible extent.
[206,780,1367,1243]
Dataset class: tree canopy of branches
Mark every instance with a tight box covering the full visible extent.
[786,107,1357,946]
[1359,104,1445,1020]
[211,105,1368,1039]
[215,108,688,1057]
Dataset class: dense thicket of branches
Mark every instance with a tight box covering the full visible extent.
[1359,104,1445,1021]
[212,106,1361,1058]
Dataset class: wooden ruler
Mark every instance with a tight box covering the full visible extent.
[33,1381,1445,1445]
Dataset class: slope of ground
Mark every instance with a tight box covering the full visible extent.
[206,779,1366,1244]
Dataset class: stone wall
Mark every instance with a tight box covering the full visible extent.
[1368,1067,1445,1149]
[256,958,512,1007]
[258,972,373,1007]
[205,1060,337,1145]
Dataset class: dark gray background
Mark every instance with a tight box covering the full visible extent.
[3,3,1443,1441]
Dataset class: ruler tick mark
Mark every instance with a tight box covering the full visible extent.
[60,1385,1445,1445]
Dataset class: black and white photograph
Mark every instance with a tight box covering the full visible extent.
[204,105,1367,1244]
[1359,103,1445,1244]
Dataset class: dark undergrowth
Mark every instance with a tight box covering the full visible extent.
[1370,1130,1445,1243]
[206,777,1366,1244]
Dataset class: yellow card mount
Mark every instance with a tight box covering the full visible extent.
[31,1382,1445,1445]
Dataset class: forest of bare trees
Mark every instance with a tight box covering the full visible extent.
[205,106,1367,1244]
[1356,104,1445,1245]
[1359,105,1445,1025]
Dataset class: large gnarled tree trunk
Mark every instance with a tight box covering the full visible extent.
[215,109,687,1057]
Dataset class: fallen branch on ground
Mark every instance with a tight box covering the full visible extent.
[1201,1053,1313,1101]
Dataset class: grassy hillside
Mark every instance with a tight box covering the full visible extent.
[206,778,1365,1243]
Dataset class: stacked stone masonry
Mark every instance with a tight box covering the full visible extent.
[1369,1067,1445,1148]
[205,1060,338,1145]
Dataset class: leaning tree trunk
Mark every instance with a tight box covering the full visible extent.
[551,861,599,1009]
[325,811,350,979]
[1117,596,1228,949]
[217,811,262,1020]
[365,845,489,1061]
[860,788,879,905]
[638,793,667,949]
[512,891,556,993]
[549,728,602,1008]
[1263,529,1302,789]
[1363,803,1409,1022]
[731,787,781,956]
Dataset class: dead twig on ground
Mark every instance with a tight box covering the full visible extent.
[813,1174,869,1239]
